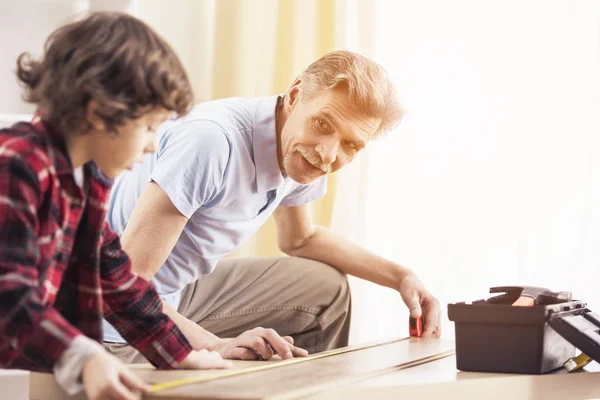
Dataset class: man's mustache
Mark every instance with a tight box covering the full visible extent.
[294,145,332,173]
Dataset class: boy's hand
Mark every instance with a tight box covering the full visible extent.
[82,351,149,400]
[178,349,233,369]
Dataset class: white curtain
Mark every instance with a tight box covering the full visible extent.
[333,0,600,343]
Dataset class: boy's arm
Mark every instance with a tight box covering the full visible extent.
[99,222,193,368]
[0,153,140,395]
[0,155,85,369]
[53,336,105,394]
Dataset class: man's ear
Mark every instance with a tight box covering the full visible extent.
[85,100,105,132]
[286,80,302,111]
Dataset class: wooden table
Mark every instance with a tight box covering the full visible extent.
[139,338,455,399]
[29,338,600,400]
[311,353,600,400]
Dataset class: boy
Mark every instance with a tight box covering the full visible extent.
[0,12,230,400]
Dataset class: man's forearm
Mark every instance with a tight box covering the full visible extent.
[285,225,413,290]
[161,300,224,350]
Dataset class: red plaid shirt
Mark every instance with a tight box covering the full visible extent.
[0,117,192,372]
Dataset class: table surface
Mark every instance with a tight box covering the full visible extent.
[355,351,600,387]
[28,338,600,400]
[136,337,600,400]
[311,352,600,400]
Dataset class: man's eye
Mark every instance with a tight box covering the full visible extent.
[317,118,329,130]
[344,142,359,156]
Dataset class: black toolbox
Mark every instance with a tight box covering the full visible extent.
[447,286,600,374]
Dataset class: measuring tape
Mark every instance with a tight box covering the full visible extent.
[150,337,412,392]
[564,353,592,372]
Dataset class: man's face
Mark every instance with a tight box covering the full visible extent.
[280,86,382,184]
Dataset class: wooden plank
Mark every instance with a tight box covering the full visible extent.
[146,337,410,392]
[128,337,406,391]
[30,338,416,400]
[143,338,456,400]
[29,372,86,400]
[269,348,455,400]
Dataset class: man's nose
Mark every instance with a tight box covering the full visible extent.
[315,139,338,165]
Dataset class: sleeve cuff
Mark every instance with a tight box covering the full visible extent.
[135,321,193,369]
[150,176,195,219]
[52,335,105,395]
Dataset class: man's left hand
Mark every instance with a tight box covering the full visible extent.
[398,273,442,338]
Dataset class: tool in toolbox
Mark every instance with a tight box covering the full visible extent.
[486,286,572,306]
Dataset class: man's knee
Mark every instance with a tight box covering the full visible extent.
[286,257,351,350]
[288,257,351,311]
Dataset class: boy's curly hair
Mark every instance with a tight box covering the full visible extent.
[16,11,193,135]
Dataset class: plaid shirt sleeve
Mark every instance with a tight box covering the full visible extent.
[0,154,82,368]
[100,223,192,368]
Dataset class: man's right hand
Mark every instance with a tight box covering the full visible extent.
[213,327,309,360]
[82,351,149,400]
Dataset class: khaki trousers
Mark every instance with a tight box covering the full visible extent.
[105,256,351,363]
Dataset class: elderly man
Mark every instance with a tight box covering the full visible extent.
[103,51,441,363]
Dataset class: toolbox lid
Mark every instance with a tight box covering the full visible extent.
[548,308,600,364]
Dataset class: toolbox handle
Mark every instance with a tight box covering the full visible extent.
[549,308,600,365]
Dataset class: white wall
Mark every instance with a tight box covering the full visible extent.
[0,1,86,116]
[346,0,600,343]
[0,0,134,126]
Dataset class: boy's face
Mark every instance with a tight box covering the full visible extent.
[89,108,170,179]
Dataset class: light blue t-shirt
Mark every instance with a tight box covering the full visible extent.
[103,96,327,342]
